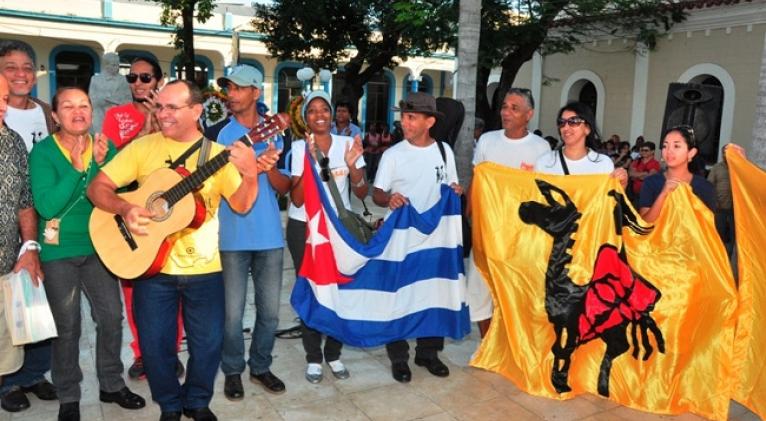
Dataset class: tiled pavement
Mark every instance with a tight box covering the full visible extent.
[2,198,761,421]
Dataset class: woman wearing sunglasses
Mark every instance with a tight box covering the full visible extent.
[638,126,716,223]
[287,90,367,384]
[102,57,164,149]
[535,102,628,187]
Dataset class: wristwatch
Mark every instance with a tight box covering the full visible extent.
[18,240,41,258]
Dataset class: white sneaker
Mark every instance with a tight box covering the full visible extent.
[305,363,323,384]
[327,359,350,380]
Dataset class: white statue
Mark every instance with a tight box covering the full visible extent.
[89,52,132,133]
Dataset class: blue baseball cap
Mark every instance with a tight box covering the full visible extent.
[217,64,263,89]
[301,90,333,122]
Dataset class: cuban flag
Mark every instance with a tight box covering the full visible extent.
[291,151,471,347]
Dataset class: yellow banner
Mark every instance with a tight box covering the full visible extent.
[729,149,766,420]
[470,163,738,420]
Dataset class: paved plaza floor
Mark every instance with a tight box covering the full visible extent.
[2,198,761,421]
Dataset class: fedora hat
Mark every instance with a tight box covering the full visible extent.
[392,92,444,118]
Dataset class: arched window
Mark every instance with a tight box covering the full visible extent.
[363,70,395,132]
[577,81,597,118]
[171,55,214,89]
[49,46,99,93]
[275,64,303,114]
[403,73,433,99]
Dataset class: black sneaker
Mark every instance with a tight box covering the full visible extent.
[128,358,145,380]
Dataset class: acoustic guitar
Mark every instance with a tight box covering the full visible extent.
[90,113,290,279]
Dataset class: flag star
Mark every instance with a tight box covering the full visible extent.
[306,211,329,257]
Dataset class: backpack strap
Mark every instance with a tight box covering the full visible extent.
[558,148,570,175]
[436,139,446,164]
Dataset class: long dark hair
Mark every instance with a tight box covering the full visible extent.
[557,101,602,152]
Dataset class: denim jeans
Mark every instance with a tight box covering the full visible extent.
[133,272,224,412]
[0,340,51,395]
[41,255,125,403]
[220,249,283,376]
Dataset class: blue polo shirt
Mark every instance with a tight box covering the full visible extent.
[213,116,286,251]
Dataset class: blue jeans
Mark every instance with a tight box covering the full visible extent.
[220,249,283,376]
[133,272,224,412]
[0,340,51,395]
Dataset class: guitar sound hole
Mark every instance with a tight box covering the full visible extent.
[147,193,172,222]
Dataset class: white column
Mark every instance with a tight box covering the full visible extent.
[630,43,650,143]
[531,52,543,130]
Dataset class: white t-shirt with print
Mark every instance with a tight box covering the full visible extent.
[473,130,550,168]
[534,149,614,175]
[288,134,366,222]
[5,105,48,152]
[374,139,458,214]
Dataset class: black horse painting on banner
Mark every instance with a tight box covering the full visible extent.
[519,179,666,397]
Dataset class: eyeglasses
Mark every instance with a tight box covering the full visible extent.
[154,103,192,113]
[556,116,586,128]
[319,157,331,182]
[126,73,153,84]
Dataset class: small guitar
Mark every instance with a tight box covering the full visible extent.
[90,113,290,279]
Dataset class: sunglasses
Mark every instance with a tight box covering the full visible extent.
[319,157,331,182]
[126,73,153,84]
[556,116,585,128]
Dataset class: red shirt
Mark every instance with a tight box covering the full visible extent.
[631,157,660,194]
[102,103,145,149]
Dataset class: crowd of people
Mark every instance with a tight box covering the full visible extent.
[0,37,751,421]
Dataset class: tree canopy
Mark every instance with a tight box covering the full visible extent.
[473,0,687,127]
[253,0,686,124]
[152,0,215,84]
[253,0,456,116]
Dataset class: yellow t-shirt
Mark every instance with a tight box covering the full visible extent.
[101,132,242,275]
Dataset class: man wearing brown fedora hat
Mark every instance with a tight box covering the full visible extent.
[372,91,463,383]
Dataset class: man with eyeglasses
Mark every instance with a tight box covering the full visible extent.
[102,57,164,149]
[466,88,550,338]
[88,80,279,421]
[102,56,187,383]
[0,40,57,414]
[0,40,56,152]
[203,65,289,401]
[629,141,660,199]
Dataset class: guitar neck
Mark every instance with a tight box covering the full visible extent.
[161,135,251,207]
[157,113,288,208]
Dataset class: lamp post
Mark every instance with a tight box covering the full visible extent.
[319,69,332,93]
[296,67,315,94]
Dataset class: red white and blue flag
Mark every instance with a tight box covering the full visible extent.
[291,151,471,347]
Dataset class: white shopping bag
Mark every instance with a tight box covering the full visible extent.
[2,269,58,345]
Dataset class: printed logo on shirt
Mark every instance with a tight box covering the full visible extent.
[435,164,446,184]
[31,131,44,145]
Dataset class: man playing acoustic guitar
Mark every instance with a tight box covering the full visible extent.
[87,80,279,421]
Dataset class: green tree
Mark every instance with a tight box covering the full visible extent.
[253,0,457,116]
[153,0,215,84]
[474,0,687,127]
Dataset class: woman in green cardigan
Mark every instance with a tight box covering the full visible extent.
[29,87,145,421]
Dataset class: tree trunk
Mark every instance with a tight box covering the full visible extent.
[182,2,196,83]
[752,32,766,167]
[455,0,481,188]
[475,65,491,124]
